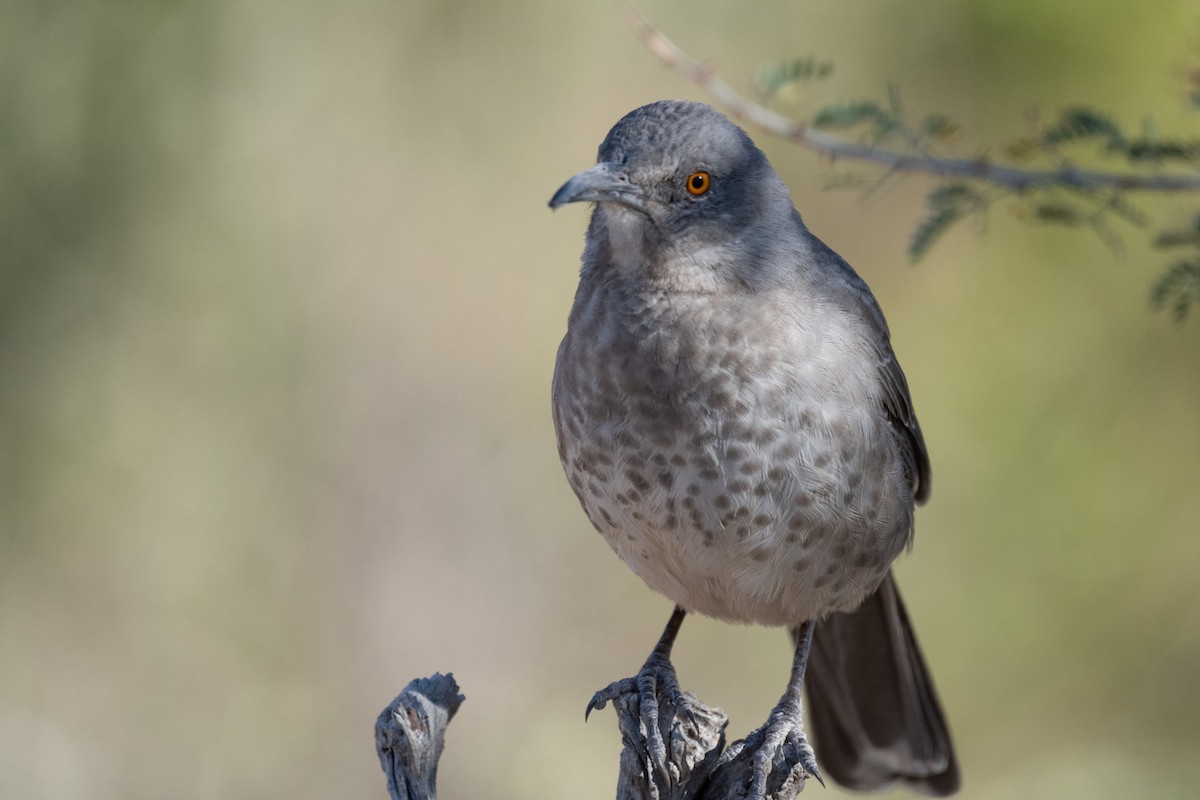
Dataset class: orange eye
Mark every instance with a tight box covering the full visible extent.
[686,171,711,196]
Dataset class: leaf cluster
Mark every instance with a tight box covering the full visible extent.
[764,59,1200,319]
[1038,107,1200,167]
[756,57,834,100]
[909,184,987,261]
[1152,215,1200,320]
[965,106,1200,317]
[811,88,959,149]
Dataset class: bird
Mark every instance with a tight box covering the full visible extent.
[548,99,959,798]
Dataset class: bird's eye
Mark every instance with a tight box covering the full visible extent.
[685,171,711,196]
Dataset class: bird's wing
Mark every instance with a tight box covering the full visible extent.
[876,345,931,504]
[806,233,932,504]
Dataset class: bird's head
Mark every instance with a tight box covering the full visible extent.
[550,100,795,289]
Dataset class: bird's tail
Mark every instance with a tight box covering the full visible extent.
[803,571,960,796]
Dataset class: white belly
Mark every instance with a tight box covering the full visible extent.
[552,286,913,626]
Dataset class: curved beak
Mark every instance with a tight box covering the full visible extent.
[548,162,647,214]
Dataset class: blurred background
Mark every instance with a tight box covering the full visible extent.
[2,0,1199,797]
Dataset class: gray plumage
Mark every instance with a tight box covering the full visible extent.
[550,100,958,796]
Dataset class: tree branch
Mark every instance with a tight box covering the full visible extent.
[375,673,465,800]
[615,0,1200,193]
[376,673,811,800]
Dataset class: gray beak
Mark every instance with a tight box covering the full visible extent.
[548,162,647,213]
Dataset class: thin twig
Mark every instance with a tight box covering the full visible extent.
[615,0,1200,193]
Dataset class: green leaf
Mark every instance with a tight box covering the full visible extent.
[1150,259,1200,321]
[1154,229,1200,248]
[1102,194,1147,227]
[1153,213,1200,248]
[920,113,958,141]
[909,182,988,260]
[1117,138,1200,164]
[1043,107,1124,147]
[927,183,978,210]
[812,101,887,130]
[756,57,834,98]
[909,206,962,261]
[1032,202,1086,226]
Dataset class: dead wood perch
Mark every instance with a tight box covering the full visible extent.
[375,673,812,800]
[375,673,465,800]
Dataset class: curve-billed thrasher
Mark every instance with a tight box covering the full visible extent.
[549,100,959,797]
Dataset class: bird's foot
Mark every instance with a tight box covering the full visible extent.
[586,649,709,786]
[717,694,823,800]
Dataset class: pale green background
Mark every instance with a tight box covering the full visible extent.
[2,1,1198,798]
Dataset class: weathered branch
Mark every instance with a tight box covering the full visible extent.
[605,685,728,800]
[377,673,811,800]
[375,673,465,800]
[615,0,1200,193]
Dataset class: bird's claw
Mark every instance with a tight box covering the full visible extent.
[718,699,822,800]
[585,653,700,785]
[585,677,637,721]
